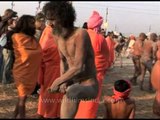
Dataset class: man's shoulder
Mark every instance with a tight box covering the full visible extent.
[103,96,116,104]
[103,96,135,104]
[75,27,88,36]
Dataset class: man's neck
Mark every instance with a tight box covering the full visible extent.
[61,27,75,39]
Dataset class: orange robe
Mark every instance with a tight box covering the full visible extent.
[105,36,115,68]
[37,26,63,118]
[75,29,109,118]
[151,41,160,116]
[151,41,160,90]
[12,33,42,97]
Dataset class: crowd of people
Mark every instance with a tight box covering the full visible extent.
[0,1,160,119]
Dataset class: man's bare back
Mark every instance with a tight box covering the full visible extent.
[141,33,157,65]
[141,40,155,62]
[104,96,135,119]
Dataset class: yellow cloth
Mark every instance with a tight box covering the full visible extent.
[128,39,135,48]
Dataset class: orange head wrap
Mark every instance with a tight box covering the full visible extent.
[112,80,131,101]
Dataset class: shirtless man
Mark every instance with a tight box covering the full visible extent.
[42,2,98,118]
[130,33,147,85]
[140,33,157,91]
[103,79,135,119]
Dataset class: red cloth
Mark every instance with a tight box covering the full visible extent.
[37,26,63,118]
[112,80,131,101]
[105,36,116,68]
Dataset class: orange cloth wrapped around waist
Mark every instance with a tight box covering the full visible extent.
[12,33,42,97]
[112,80,131,101]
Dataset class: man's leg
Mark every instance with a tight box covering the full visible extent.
[5,50,14,84]
[17,96,27,118]
[131,57,141,85]
[60,83,98,118]
[120,52,123,68]
[60,95,79,118]
[75,73,104,118]
[139,62,146,90]
[146,60,153,91]
[13,101,19,118]
[0,54,3,82]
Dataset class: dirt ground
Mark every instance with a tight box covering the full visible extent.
[0,56,160,119]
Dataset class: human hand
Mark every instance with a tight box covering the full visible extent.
[48,86,59,93]
[59,83,67,93]
[48,81,60,93]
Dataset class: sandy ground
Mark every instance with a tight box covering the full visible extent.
[0,56,160,119]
